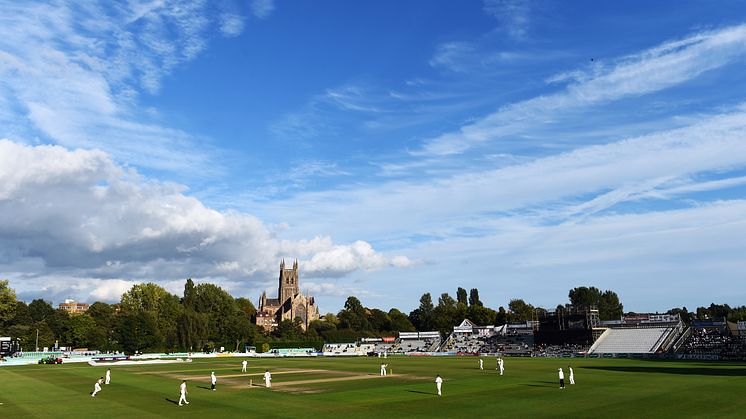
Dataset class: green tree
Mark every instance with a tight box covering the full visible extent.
[431,293,460,336]
[120,283,172,313]
[86,302,118,351]
[495,306,508,325]
[388,308,415,332]
[273,319,302,340]
[183,278,197,310]
[0,279,17,323]
[28,299,55,322]
[456,287,468,306]
[120,283,181,350]
[235,297,257,319]
[468,288,483,307]
[87,302,116,327]
[118,311,162,353]
[191,283,235,347]
[177,310,209,351]
[63,314,94,348]
[323,312,340,326]
[412,293,434,331]
[666,307,694,324]
[308,319,337,336]
[224,313,256,351]
[46,309,71,346]
[33,320,56,350]
[598,290,623,320]
[508,299,534,322]
[467,304,497,326]
[338,296,369,331]
[9,301,32,326]
[367,308,391,332]
[568,286,602,308]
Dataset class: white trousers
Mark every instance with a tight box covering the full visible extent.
[436,383,442,396]
[178,393,188,405]
[91,385,101,397]
[265,379,271,388]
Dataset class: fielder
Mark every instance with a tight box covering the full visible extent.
[380,363,388,376]
[178,380,189,406]
[435,374,443,396]
[558,368,565,389]
[241,360,248,372]
[568,366,575,385]
[211,371,217,391]
[264,369,272,388]
[90,377,103,397]
[498,358,504,376]
[105,368,111,385]
[479,358,483,370]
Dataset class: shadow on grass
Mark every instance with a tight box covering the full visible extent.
[165,398,178,405]
[406,390,433,395]
[196,385,211,390]
[522,380,557,388]
[583,366,746,376]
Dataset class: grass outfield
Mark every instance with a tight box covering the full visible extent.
[1,356,745,418]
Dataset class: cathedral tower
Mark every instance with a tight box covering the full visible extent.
[278,259,299,303]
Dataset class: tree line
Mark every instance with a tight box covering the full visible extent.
[1,279,744,354]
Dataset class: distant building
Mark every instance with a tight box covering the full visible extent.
[59,299,89,314]
[256,260,320,331]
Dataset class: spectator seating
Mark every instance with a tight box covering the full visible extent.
[589,327,674,354]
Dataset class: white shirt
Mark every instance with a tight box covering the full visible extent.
[264,372,271,381]
[211,374,217,384]
[180,382,187,394]
[558,369,564,379]
[435,376,443,385]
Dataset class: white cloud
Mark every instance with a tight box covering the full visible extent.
[302,281,374,298]
[251,0,275,19]
[0,1,248,173]
[429,42,477,72]
[483,0,531,40]
[419,24,746,156]
[258,105,746,247]
[0,140,408,302]
[89,279,141,301]
[278,236,412,277]
[391,199,746,311]
[220,13,246,37]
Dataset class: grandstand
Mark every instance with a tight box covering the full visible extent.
[322,343,358,356]
[588,313,684,355]
[589,327,676,354]
[358,337,396,355]
[437,319,535,354]
[395,331,441,353]
[676,319,746,360]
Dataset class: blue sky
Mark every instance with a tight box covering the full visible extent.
[1,0,746,314]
